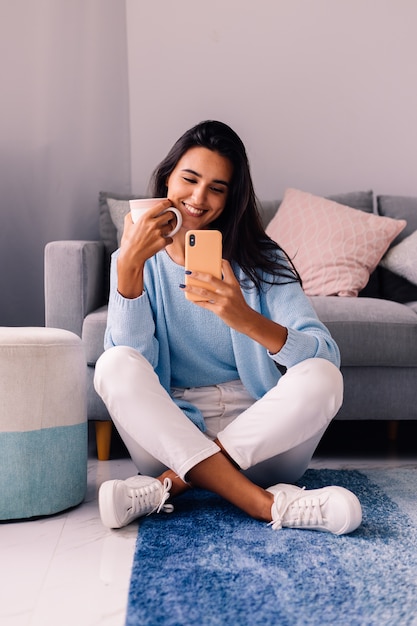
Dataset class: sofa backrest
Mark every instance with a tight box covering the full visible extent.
[99,189,374,254]
[98,189,417,302]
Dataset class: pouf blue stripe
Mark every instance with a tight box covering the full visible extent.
[0,422,87,520]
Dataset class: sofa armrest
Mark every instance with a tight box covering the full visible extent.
[44,240,106,337]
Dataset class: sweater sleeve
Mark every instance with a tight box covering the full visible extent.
[263,279,341,368]
[104,251,159,368]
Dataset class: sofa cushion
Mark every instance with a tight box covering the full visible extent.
[82,297,417,370]
[82,296,417,367]
[266,188,405,297]
[258,200,281,229]
[82,305,108,366]
[377,195,417,303]
[406,301,417,315]
[310,296,417,367]
[378,195,417,241]
[326,190,374,214]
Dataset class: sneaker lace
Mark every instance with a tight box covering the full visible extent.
[269,488,326,530]
[154,477,174,515]
[130,477,174,517]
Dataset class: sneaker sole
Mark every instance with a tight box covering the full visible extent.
[99,480,123,529]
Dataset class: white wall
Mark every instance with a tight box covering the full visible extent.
[0,1,130,326]
[127,0,417,200]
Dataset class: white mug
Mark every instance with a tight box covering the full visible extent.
[129,198,182,237]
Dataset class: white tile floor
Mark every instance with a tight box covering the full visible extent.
[1,454,138,626]
[1,422,417,626]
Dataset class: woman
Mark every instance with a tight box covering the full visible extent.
[94,120,362,534]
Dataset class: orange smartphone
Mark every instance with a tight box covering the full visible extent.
[185,230,222,301]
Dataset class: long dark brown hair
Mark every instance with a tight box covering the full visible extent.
[150,120,300,290]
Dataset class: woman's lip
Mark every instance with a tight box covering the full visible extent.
[183,202,205,217]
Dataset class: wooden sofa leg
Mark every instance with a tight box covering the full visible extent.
[387,420,399,442]
[95,420,113,461]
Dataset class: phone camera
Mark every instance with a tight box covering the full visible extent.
[189,234,196,246]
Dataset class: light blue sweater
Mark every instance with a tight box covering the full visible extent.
[105,249,340,430]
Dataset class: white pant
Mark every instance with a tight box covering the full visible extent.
[94,347,343,487]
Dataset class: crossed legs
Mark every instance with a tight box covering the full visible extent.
[94,346,343,524]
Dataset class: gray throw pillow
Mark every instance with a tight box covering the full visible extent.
[99,191,143,256]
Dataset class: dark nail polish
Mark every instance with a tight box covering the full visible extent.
[185,270,192,275]
[179,284,186,289]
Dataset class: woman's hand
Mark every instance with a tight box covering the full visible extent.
[182,260,288,353]
[184,260,251,329]
[117,199,176,298]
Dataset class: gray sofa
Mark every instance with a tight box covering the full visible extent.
[44,190,417,459]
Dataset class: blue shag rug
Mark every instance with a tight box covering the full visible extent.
[125,469,417,626]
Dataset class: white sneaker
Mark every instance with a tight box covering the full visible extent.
[267,483,362,535]
[99,475,174,529]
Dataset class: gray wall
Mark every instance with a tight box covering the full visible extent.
[1,1,417,327]
[0,1,131,327]
[127,0,417,199]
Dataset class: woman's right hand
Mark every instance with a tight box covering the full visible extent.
[117,199,174,299]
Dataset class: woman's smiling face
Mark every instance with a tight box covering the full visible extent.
[166,146,233,232]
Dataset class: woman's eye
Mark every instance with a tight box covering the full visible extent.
[182,177,225,194]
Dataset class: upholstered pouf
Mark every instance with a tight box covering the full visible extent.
[0,327,87,520]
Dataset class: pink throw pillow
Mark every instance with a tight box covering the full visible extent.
[266,188,406,296]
